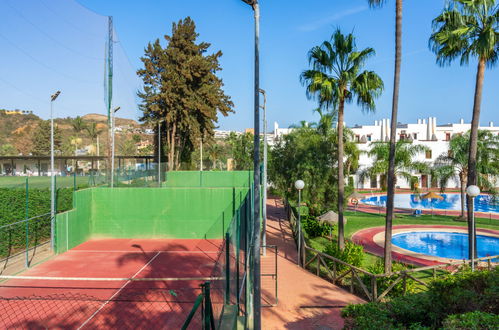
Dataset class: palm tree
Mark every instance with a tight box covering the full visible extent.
[86,122,103,155]
[359,140,430,191]
[430,0,499,258]
[71,116,87,136]
[207,143,225,170]
[435,131,499,218]
[368,0,403,273]
[301,29,384,249]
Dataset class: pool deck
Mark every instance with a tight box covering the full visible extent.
[351,193,499,220]
[352,225,499,266]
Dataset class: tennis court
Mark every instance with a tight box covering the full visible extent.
[0,238,227,329]
[0,172,255,329]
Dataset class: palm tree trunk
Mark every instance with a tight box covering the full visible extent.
[466,57,486,259]
[337,98,345,250]
[460,173,466,219]
[384,0,402,274]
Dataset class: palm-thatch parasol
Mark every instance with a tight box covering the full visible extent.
[349,191,365,200]
[318,211,346,240]
[421,191,444,216]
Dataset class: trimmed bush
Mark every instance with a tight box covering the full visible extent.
[0,187,74,257]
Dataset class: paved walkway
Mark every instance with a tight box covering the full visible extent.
[261,198,364,330]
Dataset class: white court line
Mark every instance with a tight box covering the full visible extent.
[77,251,161,330]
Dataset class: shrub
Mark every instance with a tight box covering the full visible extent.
[0,187,73,257]
[442,311,499,330]
[364,259,417,297]
[301,216,333,238]
[324,240,364,272]
[342,268,499,329]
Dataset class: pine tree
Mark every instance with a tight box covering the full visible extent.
[138,17,234,170]
[31,120,62,155]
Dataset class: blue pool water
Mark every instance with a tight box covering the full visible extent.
[392,232,499,260]
[360,193,499,214]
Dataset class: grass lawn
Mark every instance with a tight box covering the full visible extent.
[306,210,498,269]
[0,176,96,189]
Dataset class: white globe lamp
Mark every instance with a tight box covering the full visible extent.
[466,185,480,197]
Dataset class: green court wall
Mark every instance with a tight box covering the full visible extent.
[164,171,252,188]
[54,185,250,253]
[55,188,92,253]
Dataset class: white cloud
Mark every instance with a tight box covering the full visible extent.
[298,5,369,32]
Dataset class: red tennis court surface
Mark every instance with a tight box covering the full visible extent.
[0,238,224,329]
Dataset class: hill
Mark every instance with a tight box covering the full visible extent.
[0,111,152,157]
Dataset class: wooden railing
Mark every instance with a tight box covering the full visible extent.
[285,202,498,302]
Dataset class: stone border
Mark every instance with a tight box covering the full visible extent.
[352,225,499,266]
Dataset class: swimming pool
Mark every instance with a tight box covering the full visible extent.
[360,193,499,214]
[392,231,499,260]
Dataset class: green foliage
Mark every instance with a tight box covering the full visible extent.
[364,259,417,297]
[0,144,17,156]
[443,311,499,330]
[435,130,499,195]
[0,187,74,257]
[301,216,333,238]
[225,132,256,170]
[324,240,364,272]
[342,268,499,329]
[429,0,499,67]
[138,17,234,170]
[31,120,62,156]
[359,140,430,188]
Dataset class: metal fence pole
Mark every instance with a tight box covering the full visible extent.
[25,177,29,268]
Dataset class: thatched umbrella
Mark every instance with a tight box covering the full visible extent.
[421,191,444,216]
[318,211,347,239]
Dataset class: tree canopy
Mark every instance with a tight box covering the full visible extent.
[138,17,234,170]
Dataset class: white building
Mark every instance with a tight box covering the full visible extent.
[350,117,499,189]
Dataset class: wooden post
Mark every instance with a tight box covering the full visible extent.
[350,269,354,293]
[433,268,436,279]
[316,255,320,276]
[402,273,407,295]
[371,276,377,302]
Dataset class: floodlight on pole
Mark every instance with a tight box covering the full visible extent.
[466,184,480,271]
[241,0,261,327]
[110,106,120,188]
[294,180,305,266]
[50,90,61,251]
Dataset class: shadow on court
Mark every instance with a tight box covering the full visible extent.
[0,239,226,329]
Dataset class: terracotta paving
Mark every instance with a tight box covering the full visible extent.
[261,198,364,330]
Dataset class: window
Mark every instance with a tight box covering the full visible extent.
[367,135,372,141]
[425,150,432,159]
[413,133,418,140]
[445,133,451,141]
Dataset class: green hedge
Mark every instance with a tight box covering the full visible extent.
[0,188,74,257]
[342,268,499,329]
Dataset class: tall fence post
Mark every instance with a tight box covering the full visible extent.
[371,276,377,302]
[225,232,230,304]
[24,177,29,268]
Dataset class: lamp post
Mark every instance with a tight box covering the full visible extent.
[110,106,120,188]
[260,88,267,256]
[466,185,480,271]
[50,91,60,251]
[242,1,261,328]
[295,179,305,265]
[158,120,163,187]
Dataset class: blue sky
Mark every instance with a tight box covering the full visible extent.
[0,0,497,130]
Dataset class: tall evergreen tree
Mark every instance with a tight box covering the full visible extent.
[31,120,62,156]
[138,17,234,170]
